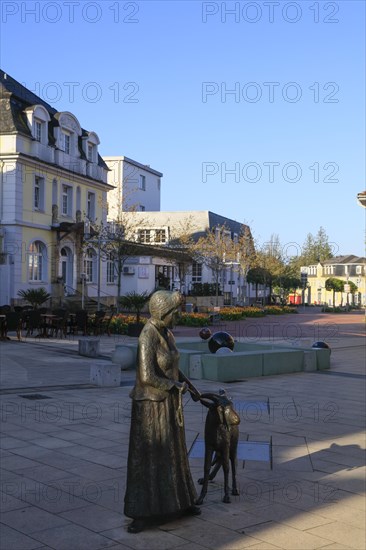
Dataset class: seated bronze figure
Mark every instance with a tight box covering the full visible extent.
[124,290,201,533]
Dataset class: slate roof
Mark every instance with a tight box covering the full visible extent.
[208,211,247,236]
[322,255,366,265]
[0,69,108,171]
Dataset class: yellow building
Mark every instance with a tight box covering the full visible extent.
[302,256,366,307]
[0,70,112,306]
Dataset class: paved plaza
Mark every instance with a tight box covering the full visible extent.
[0,311,365,549]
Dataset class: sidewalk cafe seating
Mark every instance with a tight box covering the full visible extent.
[70,310,89,336]
[23,310,43,337]
[89,310,106,336]
[4,312,22,341]
[50,309,69,339]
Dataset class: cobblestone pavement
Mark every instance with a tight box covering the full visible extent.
[0,311,365,549]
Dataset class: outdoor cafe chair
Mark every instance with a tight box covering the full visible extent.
[23,310,43,338]
[71,310,89,336]
[89,310,106,336]
[50,309,69,339]
[4,312,22,341]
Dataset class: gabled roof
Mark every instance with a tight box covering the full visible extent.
[0,69,108,171]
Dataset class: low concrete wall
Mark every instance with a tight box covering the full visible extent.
[201,351,263,381]
[111,339,331,383]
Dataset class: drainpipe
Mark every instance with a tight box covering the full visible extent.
[0,160,4,222]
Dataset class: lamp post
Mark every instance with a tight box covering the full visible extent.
[223,253,240,307]
[81,273,86,310]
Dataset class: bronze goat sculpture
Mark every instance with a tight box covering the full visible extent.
[196,391,240,504]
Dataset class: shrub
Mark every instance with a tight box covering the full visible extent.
[177,313,210,327]
[220,307,246,321]
[17,287,51,309]
[119,291,150,323]
[241,306,266,318]
[109,314,147,334]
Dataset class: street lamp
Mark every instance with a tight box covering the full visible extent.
[223,253,240,306]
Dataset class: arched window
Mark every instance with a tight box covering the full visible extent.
[28,241,47,281]
[84,248,97,283]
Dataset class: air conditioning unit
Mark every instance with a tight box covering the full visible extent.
[123,266,135,275]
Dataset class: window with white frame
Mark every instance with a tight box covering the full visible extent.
[138,229,151,243]
[34,119,42,142]
[87,143,94,162]
[63,131,71,154]
[139,174,146,190]
[84,248,97,282]
[34,176,45,210]
[28,241,46,281]
[62,185,72,216]
[192,261,202,283]
[154,229,166,243]
[87,192,96,221]
[25,105,50,145]
[356,265,362,274]
[106,253,115,283]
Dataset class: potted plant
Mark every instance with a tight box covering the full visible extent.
[119,291,150,337]
[17,287,51,309]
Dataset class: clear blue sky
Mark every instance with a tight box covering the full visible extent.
[1,0,365,258]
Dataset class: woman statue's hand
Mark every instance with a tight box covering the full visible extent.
[174,381,188,394]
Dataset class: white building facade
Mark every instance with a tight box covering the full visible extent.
[104,156,162,217]
[122,210,256,305]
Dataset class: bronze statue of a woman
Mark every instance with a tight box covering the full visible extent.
[124,290,201,533]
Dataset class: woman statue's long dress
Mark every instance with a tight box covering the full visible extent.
[124,291,200,533]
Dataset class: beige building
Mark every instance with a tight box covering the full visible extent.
[302,256,366,306]
[0,70,112,306]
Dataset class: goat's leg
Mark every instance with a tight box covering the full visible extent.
[196,447,214,505]
[230,453,239,496]
[222,446,231,503]
[208,453,222,481]
[230,436,239,496]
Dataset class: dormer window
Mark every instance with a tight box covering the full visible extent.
[24,105,50,145]
[54,112,82,158]
[82,131,100,163]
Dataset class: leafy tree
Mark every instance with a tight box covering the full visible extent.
[17,288,51,309]
[236,225,256,303]
[253,234,285,303]
[274,272,302,303]
[247,267,271,302]
[84,212,143,312]
[325,277,344,307]
[345,281,358,305]
[299,226,334,266]
[194,224,237,305]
